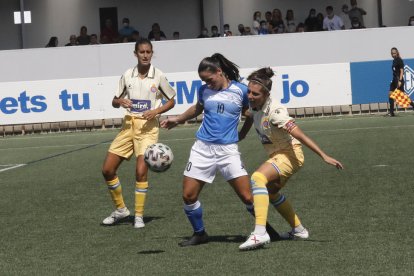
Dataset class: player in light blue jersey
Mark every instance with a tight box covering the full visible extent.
[161,53,271,249]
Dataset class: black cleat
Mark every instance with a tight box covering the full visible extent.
[179,231,209,247]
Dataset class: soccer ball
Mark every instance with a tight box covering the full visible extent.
[144,143,174,172]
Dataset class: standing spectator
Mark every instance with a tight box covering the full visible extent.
[197,27,209,38]
[119,18,137,40]
[101,19,119,43]
[148,23,167,41]
[77,26,90,45]
[316,13,325,31]
[339,4,352,29]
[265,11,272,23]
[65,35,78,46]
[252,11,261,35]
[305,8,319,32]
[45,36,58,47]
[173,31,180,40]
[89,34,99,45]
[211,25,220,37]
[271,9,286,33]
[285,9,297,33]
[348,0,366,28]
[323,6,345,31]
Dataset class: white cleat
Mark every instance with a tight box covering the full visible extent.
[279,228,309,240]
[239,232,270,250]
[134,216,145,229]
[102,207,130,225]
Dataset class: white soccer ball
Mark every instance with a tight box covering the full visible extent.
[144,143,174,172]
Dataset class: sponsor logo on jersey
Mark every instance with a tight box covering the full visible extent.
[131,99,151,113]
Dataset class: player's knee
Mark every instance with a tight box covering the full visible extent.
[102,167,116,180]
[182,193,198,205]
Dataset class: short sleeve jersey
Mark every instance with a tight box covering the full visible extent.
[250,97,301,156]
[323,15,344,30]
[392,57,404,81]
[115,64,176,117]
[196,81,249,144]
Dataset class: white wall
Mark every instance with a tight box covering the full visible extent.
[382,0,414,27]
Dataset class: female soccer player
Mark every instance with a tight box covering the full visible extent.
[387,47,414,116]
[239,67,343,243]
[161,53,271,250]
[101,38,176,229]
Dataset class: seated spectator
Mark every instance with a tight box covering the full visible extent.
[89,34,99,45]
[408,16,414,26]
[65,35,78,46]
[120,36,130,43]
[252,11,261,35]
[173,31,180,40]
[197,27,209,38]
[323,6,345,31]
[296,23,305,32]
[265,11,272,23]
[101,19,119,43]
[211,25,220,37]
[45,36,58,47]
[119,18,137,39]
[237,24,245,36]
[244,26,253,35]
[223,24,231,36]
[305,8,319,32]
[339,4,352,29]
[224,30,233,37]
[285,9,297,33]
[350,17,365,29]
[316,13,324,31]
[77,26,90,45]
[271,9,286,33]
[148,23,167,40]
[258,20,269,35]
[131,31,140,42]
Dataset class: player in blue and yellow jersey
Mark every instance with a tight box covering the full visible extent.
[101,38,176,229]
[238,67,343,248]
[161,53,271,250]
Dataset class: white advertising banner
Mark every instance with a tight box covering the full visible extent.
[0,63,351,125]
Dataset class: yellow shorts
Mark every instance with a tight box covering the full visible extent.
[108,115,159,159]
[266,145,304,186]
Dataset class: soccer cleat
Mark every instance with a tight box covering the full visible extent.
[279,227,309,240]
[134,216,145,229]
[239,232,270,250]
[384,113,395,117]
[102,207,130,225]
[179,231,209,247]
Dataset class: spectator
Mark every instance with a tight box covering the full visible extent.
[101,19,119,43]
[244,26,253,35]
[348,0,367,28]
[148,23,167,40]
[237,24,245,36]
[408,16,414,26]
[120,36,130,43]
[258,20,269,35]
[131,31,140,42]
[173,31,180,40]
[119,18,137,40]
[296,23,305,32]
[223,24,231,35]
[252,11,261,35]
[77,26,90,45]
[323,6,345,31]
[285,9,297,33]
[211,25,220,37]
[265,11,272,23]
[316,13,325,31]
[339,4,352,29]
[350,17,365,29]
[304,9,319,32]
[271,9,286,33]
[45,36,58,47]
[224,30,233,37]
[89,34,99,45]
[65,35,78,46]
[197,27,209,38]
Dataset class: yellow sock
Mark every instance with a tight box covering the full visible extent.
[251,172,269,226]
[135,181,148,217]
[269,193,301,228]
[106,177,125,209]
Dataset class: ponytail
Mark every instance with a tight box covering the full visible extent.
[247,67,274,93]
[198,53,240,81]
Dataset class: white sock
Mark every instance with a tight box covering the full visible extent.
[253,225,266,235]
[294,224,305,232]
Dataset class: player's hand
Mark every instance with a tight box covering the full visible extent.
[238,132,246,141]
[323,155,344,170]
[160,118,179,130]
[118,98,132,108]
[143,110,157,120]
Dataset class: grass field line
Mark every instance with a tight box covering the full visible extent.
[0,164,26,172]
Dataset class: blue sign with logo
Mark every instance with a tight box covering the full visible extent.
[131,99,151,113]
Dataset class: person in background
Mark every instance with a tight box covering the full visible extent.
[407,16,414,26]
[89,34,99,45]
[211,25,220,37]
[265,11,272,23]
[173,31,180,40]
[270,8,286,34]
[339,4,352,29]
[296,23,305,32]
[131,31,140,42]
[305,8,319,32]
[348,0,367,28]
[252,11,261,35]
[237,24,245,36]
[45,36,58,47]
[285,9,297,33]
[101,38,176,228]
[101,19,119,44]
[350,17,365,29]
[197,27,209,38]
[323,6,345,31]
[258,20,269,35]
[119,18,137,41]
[65,35,78,46]
[77,26,90,45]
[148,23,167,40]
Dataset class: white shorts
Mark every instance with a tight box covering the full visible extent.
[183,139,248,183]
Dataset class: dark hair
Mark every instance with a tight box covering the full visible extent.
[247,67,275,93]
[135,37,153,51]
[46,36,58,47]
[391,47,400,58]
[198,53,240,81]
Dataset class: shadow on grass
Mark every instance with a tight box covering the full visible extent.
[138,250,165,254]
[99,216,164,226]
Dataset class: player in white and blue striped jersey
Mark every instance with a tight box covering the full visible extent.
[161,53,271,249]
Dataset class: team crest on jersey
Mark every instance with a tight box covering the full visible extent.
[262,118,270,129]
[131,99,151,113]
[150,84,158,93]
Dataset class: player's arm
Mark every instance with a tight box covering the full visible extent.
[112,75,132,108]
[239,107,253,141]
[398,68,404,86]
[143,74,176,120]
[289,124,344,169]
[160,102,204,130]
